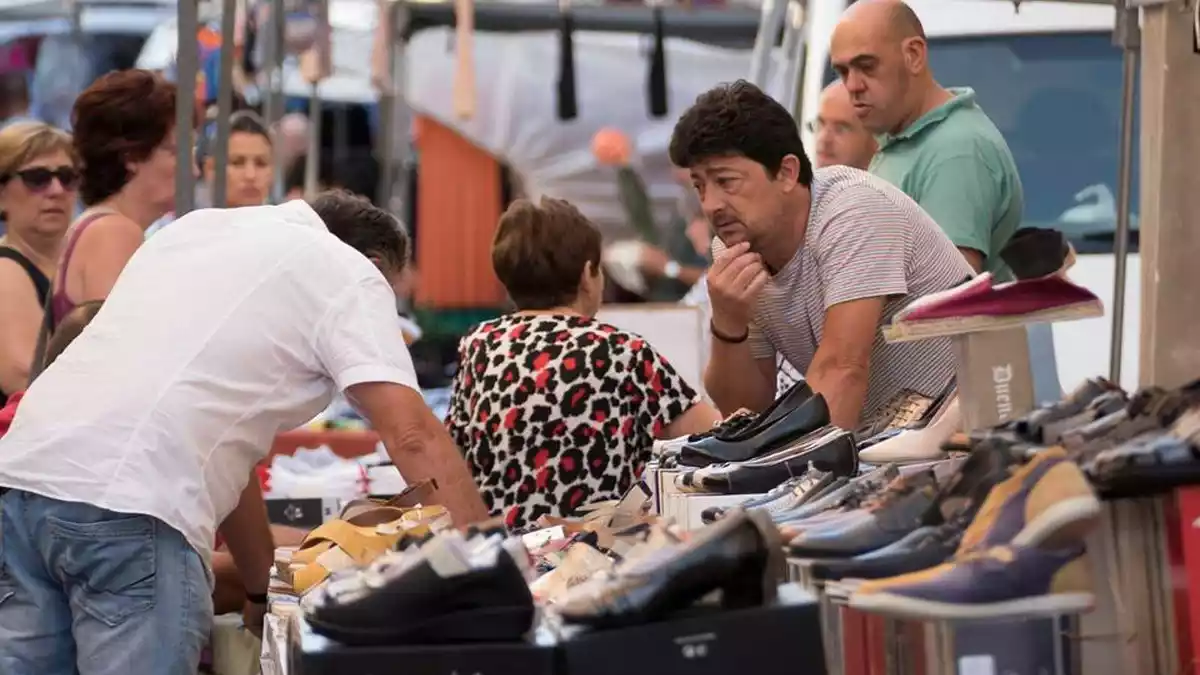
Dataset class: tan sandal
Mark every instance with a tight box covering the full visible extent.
[287,505,452,594]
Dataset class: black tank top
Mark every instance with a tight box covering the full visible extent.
[0,246,50,401]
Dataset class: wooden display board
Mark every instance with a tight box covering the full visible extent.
[595,303,709,400]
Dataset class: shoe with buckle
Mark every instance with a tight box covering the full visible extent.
[678,392,829,467]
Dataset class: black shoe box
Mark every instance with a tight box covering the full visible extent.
[290,616,558,675]
[265,497,343,528]
[559,583,824,675]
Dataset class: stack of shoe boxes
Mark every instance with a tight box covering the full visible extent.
[648,460,763,530]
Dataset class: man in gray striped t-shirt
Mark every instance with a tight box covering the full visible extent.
[669,80,971,429]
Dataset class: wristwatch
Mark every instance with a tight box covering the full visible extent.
[663,260,681,280]
[246,592,269,605]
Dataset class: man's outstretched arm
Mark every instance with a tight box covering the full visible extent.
[347,381,489,525]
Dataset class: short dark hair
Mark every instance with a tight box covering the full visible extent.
[197,110,271,170]
[71,69,179,205]
[491,197,601,310]
[45,300,104,369]
[309,189,408,272]
[669,80,813,187]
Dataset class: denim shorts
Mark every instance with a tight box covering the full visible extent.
[0,489,212,675]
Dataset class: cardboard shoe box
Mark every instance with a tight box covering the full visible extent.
[266,497,344,528]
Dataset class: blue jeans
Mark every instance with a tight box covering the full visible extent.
[0,490,212,675]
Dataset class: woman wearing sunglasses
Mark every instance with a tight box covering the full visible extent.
[45,69,180,342]
[0,121,78,401]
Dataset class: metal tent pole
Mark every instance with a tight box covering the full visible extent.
[269,0,286,200]
[380,0,411,213]
[375,0,397,208]
[260,0,278,194]
[212,0,238,207]
[304,0,328,198]
[175,0,200,215]
[1108,0,1139,383]
[748,0,786,86]
[778,0,806,116]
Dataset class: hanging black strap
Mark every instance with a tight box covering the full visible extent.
[556,8,578,121]
[0,246,49,307]
[647,7,669,118]
[0,247,52,400]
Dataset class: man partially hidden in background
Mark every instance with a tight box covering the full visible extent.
[811,81,878,170]
[831,0,1023,277]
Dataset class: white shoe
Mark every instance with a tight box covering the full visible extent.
[859,397,962,464]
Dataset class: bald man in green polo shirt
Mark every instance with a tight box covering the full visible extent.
[830,0,1023,279]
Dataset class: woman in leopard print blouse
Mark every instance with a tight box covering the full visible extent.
[446,198,721,528]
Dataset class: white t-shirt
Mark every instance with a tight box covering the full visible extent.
[0,200,419,561]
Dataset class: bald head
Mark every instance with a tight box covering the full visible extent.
[830,0,934,134]
[840,0,925,41]
[813,82,877,170]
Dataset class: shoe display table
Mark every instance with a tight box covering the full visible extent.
[288,585,824,675]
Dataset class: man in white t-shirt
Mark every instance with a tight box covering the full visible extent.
[0,191,488,675]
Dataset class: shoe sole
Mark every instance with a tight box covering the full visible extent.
[1011,495,1102,548]
[883,301,1103,343]
[848,590,1095,621]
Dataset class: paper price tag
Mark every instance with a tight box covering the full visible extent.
[522,526,566,550]
[958,655,996,675]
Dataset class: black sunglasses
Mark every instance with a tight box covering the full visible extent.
[3,166,81,192]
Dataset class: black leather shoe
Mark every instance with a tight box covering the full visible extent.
[556,508,785,628]
[682,428,858,494]
[686,381,814,447]
[679,393,830,467]
[306,536,536,646]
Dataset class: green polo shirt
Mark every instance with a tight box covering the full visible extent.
[869,88,1023,280]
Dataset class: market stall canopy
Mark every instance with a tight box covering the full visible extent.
[398,1,766,49]
[403,27,783,238]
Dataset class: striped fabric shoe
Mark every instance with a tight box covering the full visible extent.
[955,446,1100,553]
[847,544,1094,621]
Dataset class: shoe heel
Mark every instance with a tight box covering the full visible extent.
[719,509,786,610]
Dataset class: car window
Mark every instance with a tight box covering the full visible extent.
[824,32,1139,255]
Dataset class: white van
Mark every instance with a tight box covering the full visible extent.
[798,0,1140,394]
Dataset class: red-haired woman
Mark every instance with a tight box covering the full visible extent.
[46,70,181,338]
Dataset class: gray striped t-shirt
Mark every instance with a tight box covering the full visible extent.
[712,166,971,423]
